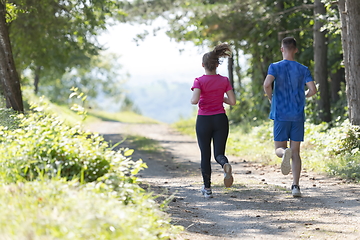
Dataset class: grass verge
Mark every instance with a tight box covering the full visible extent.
[173,117,360,182]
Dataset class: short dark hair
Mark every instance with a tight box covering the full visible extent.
[282,37,297,50]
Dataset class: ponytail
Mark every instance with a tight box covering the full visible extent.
[202,43,231,71]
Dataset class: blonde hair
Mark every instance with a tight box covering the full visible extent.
[202,43,231,71]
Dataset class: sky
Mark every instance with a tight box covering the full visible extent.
[97,20,231,122]
[98,20,229,85]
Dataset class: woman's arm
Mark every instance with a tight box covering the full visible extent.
[191,88,201,105]
[224,89,236,105]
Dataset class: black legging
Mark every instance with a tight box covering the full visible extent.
[196,113,229,188]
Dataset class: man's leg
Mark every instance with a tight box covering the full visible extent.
[290,140,301,185]
[275,141,292,175]
[275,141,288,158]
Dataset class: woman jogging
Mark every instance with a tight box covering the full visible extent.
[191,43,236,198]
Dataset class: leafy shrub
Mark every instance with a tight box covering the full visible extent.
[0,108,145,186]
[227,91,269,125]
[306,120,360,156]
[327,152,360,181]
[0,92,183,239]
[0,108,20,130]
[304,120,360,181]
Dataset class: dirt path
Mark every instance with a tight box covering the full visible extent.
[86,121,360,240]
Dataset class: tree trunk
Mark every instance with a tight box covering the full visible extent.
[34,66,41,94]
[227,55,234,92]
[233,46,242,92]
[314,0,331,122]
[330,67,345,103]
[339,0,360,125]
[276,0,286,41]
[0,3,24,112]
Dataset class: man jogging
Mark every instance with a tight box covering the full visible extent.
[263,37,317,197]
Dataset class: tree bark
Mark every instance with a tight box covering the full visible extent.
[314,0,331,122]
[339,0,360,125]
[227,55,234,92]
[0,3,24,112]
[233,45,242,92]
[34,66,42,94]
[330,67,344,102]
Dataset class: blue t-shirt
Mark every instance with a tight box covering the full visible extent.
[268,60,314,122]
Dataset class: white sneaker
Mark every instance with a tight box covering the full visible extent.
[223,163,234,188]
[281,148,292,175]
[291,185,302,197]
[201,186,213,198]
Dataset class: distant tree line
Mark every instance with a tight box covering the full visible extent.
[124,0,360,126]
[0,0,359,126]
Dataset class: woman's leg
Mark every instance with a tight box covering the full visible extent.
[213,114,229,166]
[196,115,213,188]
[212,114,233,187]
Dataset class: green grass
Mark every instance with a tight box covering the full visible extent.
[0,180,181,239]
[173,118,360,182]
[0,90,183,239]
[87,110,160,124]
[171,117,196,137]
[126,135,164,153]
[22,87,159,126]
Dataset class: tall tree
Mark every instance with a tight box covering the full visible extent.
[314,0,331,122]
[9,0,126,94]
[338,0,360,125]
[0,2,23,111]
[0,0,127,110]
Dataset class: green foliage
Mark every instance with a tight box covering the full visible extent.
[226,121,276,164]
[171,116,196,137]
[306,120,360,156]
[127,135,164,153]
[0,88,183,239]
[0,108,20,130]
[8,0,127,94]
[88,110,159,124]
[127,0,346,125]
[174,116,360,182]
[0,103,146,184]
[39,53,128,107]
[0,179,182,239]
[227,87,269,125]
[327,153,360,181]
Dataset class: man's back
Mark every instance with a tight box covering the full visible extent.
[268,59,313,122]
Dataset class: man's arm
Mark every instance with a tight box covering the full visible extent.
[263,74,275,103]
[305,81,317,98]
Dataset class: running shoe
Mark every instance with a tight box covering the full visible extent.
[201,185,213,198]
[281,148,292,175]
[291,184,302,197]
[223,163,234,188]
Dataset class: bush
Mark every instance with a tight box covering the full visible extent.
[0,98,183,239]
[0,108,20,130]
[0,107,145,186]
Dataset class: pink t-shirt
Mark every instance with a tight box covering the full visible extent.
[191,74,233,115]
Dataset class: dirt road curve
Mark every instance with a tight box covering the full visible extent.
[86,121,360,240]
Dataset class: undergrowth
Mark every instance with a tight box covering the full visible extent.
[0,93,183,239]
[174,117,360,182]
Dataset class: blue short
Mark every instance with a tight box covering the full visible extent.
[273,120,304,142]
